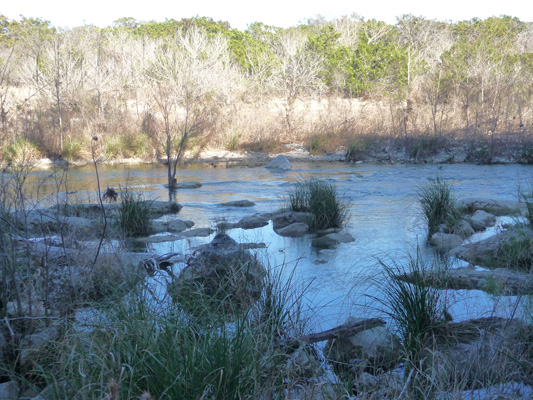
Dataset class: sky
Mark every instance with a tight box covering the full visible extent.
[2,0,533,30]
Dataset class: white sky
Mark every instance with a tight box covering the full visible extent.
[2,0,533,30]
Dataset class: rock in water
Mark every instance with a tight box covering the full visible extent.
[265,155,291,170]
[171,233,266,315]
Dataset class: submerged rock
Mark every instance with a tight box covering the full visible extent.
[176,181,202,189]
[221,200,255,207]
[265,155,291,170]
[312,232,355,248]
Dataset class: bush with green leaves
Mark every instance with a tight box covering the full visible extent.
[117,190,151,237]
[520,180,533,226]
[418,177,459,238]
[288,178,348,230]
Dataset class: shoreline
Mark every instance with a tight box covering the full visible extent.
[15,140,533,170]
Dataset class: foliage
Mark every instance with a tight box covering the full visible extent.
[117,190,151,237]
[499,229,533,272]
[24,265,308,399]
[418,177,459,238]
[520,179,533,226]
[288,178,348,230]
[3,137,41,164]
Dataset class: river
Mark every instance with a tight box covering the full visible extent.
[27,161,533,331]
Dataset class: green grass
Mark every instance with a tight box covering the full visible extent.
[22,264,310,400]
[374,252,446,399]
[288,178,348,230]
[117,190,151,237]
[418,177,459,238]
[520,180,533,226]
[3,137,41,164]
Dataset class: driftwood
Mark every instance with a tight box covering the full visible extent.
[281,317,386,350]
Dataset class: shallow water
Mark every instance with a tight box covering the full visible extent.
[25,161,533,331]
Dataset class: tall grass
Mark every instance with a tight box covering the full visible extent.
[520,179,533,226]
[373,251,446,399]
[24,264,311,399]
[117,190,151,237]
[418,177,458,238]
[288,178,348,230]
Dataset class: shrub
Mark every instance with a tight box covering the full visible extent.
[117,190,151,237]
[418,177,459,238]
[62,139,83,160]
[288,178,348,230]
[3,137,41,164]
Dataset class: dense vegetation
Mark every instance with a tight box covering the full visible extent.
[0,14,532,163]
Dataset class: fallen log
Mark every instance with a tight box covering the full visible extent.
[281,317,386,350]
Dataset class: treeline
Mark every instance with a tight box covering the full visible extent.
[0,14,532,162]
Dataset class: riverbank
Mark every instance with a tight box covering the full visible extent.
[9,135,533,170]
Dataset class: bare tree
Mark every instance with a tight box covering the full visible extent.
[269,30,324,135]
[148,28,237,192]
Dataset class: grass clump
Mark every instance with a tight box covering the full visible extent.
[117,190,151,237]
[3,137,41,164]
[520,180,533,226]
[418,177,459,238]
[374,252,447,399]
[288,178,348,230]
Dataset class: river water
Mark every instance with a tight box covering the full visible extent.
[28,161,533,331]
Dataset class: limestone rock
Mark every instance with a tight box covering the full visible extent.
[466,210,496,231]
[456,219,475,238]
[176,181,202,189]
[276,222,309,237]
[20,326,59,368]
[430,232,463,252]
[0,381,18,400]
[238,215,269,229]
[272,212,312,230]
[145,200,183,217]
[312,232,355,248]
[171,233,266,313]
[324,317,400,375]
[265,155,291,170]
[221,200,255,207]
[457,198,523,216]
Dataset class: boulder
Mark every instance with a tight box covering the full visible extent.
[457,198,523,216]
[20,326,59,368]
[312,232,355,248]
[221,200,255,207]
[149,219,194,234]
[430,232,463,252]
[276,222,309,237]
[272,212,312,230]
[171,233,266,314]
[238,215,269,229]
[324,317,400,375]
[0,381,18,400]
[455,219,475,238]
[145,200,183,218]
[466,210,496,231]
[398,266,533,295]
[265,155,291,170]
[451,227,533,270]
[176,181,202,189]
[424,318,533,389]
